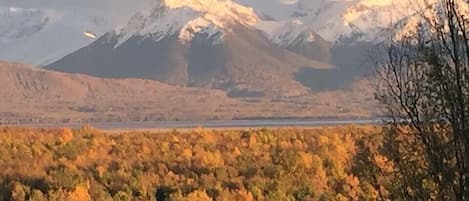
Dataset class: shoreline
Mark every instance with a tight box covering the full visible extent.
[0,118,382,133]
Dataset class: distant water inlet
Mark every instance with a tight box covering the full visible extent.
[15,119,382,131]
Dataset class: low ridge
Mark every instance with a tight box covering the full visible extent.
[1,61,376,123]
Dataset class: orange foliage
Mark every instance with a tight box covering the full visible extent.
[67,185,91,201]
[0,125,379,201]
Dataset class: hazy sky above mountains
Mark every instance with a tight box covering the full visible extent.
[0,0,148,9]
[0,0,151,22]
[0,0,299,8]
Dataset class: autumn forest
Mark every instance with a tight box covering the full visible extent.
[0,126,394,201]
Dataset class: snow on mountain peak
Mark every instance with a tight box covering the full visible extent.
[115,0,260,46]
[163,0,259,26]
[236,0,447,42]
[115,7,197,46]
[178,17,224,43]
[257,20,317,46]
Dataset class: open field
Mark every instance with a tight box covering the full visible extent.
[0,126,385,201]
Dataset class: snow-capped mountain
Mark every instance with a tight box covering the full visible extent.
[6,0,467,97]
[47,0,331,97]
[111,0,329,57]
[257,19,331,61]
[2,0,467,67]
[113,0,260,47]
[237,0,450,42]
[0,1,146,65]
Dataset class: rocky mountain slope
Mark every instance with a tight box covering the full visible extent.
[0,61,246,122]
[46,0,332,97]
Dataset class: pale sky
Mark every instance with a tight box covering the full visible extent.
[0,0,153,23]
[0,0,150,10]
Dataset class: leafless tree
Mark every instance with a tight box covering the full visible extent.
[377,0,469,200]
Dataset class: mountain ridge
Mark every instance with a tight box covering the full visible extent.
[0,60,375,123]
[1,0,455,65]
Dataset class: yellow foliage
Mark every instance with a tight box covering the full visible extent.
[58,128,74,144]
[299,152,314,169]
[172,136,180,143]
[293,139,305,149]
[278,140,292,150]
[186,190,213,201]
[198,150,224,168]
[10,182,26,201]
[202,132,216,144]
[218,189,254,201]
[374,155,393,173]
[236,190,255,201]
[182,148,193,159]
[141,144,152,154]
[0,126,381,200]
[335,194,349,201]
[312,166,329,193]
[161,142,170,152]
[233,146,242,156]
[96,165,106,178]
[248,135,257,146]
[317,135,329,145]
[344,175,360,200]
[67,185,91,201]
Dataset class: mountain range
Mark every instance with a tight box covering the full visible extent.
[0,0,441,65]
[0,0,448,122]
[46,0,335,97]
